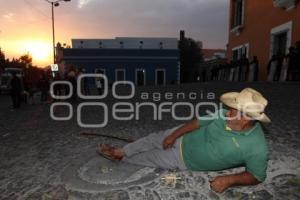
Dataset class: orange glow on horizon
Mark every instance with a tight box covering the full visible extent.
[1,39,54,67]
[21,41,52,64]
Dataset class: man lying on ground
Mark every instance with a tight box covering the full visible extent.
[97,88,270,193]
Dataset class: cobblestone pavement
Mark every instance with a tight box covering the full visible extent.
[0,82,300,200]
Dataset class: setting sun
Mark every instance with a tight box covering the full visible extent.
[21,41,52,64]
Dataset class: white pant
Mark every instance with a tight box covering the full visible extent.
[122,126,187,170]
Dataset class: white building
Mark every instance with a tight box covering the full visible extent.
[72,37,178,49]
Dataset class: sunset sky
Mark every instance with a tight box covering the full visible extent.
[0,0,229,67]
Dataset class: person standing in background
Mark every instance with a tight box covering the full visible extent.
[67,68,77,101]
[53,73,62,100]
[274,53,283,81]
[39,74,49,103]
[10,72,22,109]
[248,56,259,82]
[228,61,235,82]
[81,68,90,96]
[294,41,300,81]
[233,60,240,82]
[280,54,289,82]
[95,69,103,95]
[287,47,297,81]
[267,55,279,82]
[240,55,249,81]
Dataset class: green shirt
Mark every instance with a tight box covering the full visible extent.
[181,109,268,182]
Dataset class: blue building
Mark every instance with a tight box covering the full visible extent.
[56,37,180,86]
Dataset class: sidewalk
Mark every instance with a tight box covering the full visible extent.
[0,82,299,200]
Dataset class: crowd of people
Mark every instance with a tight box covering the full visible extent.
[205,41,300,82]
[6,66,98,109]
[41,66,93,103]
[6,41,300,109]
[7,72,51,109]
[267,42,300,82]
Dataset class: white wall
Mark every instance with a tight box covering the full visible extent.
[72,37,178,49]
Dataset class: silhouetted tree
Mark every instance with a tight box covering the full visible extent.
[0,48,5,65]
[19,53,33,67]
[8,58,21,68]
[4,53,33,69]
[0,48,5,72]
[179,38,203,83]
[0,48,44,87]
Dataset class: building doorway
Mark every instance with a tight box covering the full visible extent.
[272,32,287,56]
[270,21,292,58]
[136,69,146,86]
[115,69,125,81]
[155,69,166,85]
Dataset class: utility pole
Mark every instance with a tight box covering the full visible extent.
[45,0,71,64]
[51,2,56,64]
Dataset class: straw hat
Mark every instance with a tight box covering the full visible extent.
[220,88,271,123]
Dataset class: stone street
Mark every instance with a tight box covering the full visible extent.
[0,82,299,200]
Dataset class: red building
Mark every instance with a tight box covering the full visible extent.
[227,0,300,80]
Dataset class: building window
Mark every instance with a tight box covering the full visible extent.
[270,21,292,58]
[159,42,164,49]
[135,69,146,86]
[232,43,249,61]
[273,0,297,11]
[231,0,245,29]
[139,41,144,49]
[120,41,124,48]
[155,69,166,85]
[115,69,126,81]
[80,40,84,48]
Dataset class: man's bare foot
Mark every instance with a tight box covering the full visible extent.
[97,144,125,161]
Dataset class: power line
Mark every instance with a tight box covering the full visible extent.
[23,0,51,20]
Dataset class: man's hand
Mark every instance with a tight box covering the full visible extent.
[209,172,260,193]
[162,135,176,149]
[209,176,232,193]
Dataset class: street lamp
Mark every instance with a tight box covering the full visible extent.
[45,0,71,64]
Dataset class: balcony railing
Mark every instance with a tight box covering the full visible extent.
[273,0,297,10]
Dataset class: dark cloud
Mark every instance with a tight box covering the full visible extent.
[59,0,229,48]
[1,0,229,50]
